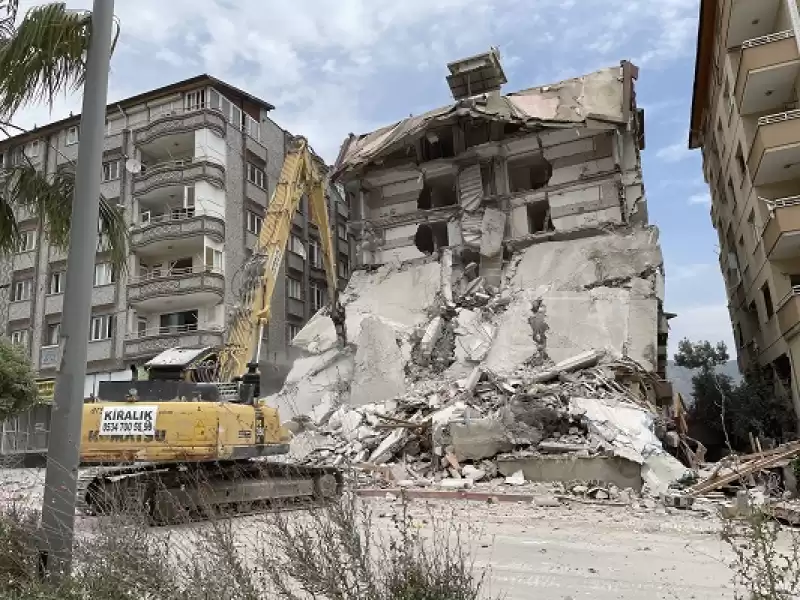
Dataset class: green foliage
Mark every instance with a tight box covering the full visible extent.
[674,337,729,372]
[0,336,39,423]
[676,339,797,451]
[0,2,127,271]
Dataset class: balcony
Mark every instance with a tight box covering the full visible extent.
[778,287,800,337]
[124,325,224,359]
[726,0,783,49]
[763,196,800,258]
[735,31,800,116]
[134,108,226,146]
[748,110,800,186]
[130,211,225,253]
[128,267,225,311]
[39,345,59,369]
[133,159,225,196]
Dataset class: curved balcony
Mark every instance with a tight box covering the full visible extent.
[763,195,800,259]
[135,108,226,146]
[133,159,225,196]
[735,30,800,116]
[130,211,225,251]
[123,325,224,359]
[128,267,225,310]
[748,110,800,186]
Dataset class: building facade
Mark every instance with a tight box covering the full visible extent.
[332,51,671,381]
[689,0,800,419]
[0,75,350,458]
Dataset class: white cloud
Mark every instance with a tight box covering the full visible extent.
[667,304,735,357]
[688,192,711,206]
[670,263,712,281]
[656,139,693,163]
[10,0,702,161]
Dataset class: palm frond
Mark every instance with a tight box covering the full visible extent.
[0,2,93,119]
[3,163,129,271]
[0,1,20,40]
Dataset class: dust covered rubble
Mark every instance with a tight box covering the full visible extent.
[270,228,686,496]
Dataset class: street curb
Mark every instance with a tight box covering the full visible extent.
[356,488,538,503]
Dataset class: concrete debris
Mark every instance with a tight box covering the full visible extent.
[350,317,407,407]
[505,470,526,486]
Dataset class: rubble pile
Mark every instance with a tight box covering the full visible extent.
[270,228,686,495]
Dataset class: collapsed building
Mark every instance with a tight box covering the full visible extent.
[267,51,684,493]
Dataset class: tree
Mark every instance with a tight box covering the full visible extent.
[674,338,797,451]
[0,2,126,269]
[0,337,38,423]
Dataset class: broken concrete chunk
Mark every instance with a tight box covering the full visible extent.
[369,429,408,465]
[438,478,473,490]
[451,419,513,462]
[480,208,506,258]
[340,411,364,441]
[504,470,526,486]
[462,465,487,482]
[420,317,444,358]
[350,317,407,407]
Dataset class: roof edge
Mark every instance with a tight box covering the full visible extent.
[689,0,717,149]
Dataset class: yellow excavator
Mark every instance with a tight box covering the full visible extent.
[77,137,347,524]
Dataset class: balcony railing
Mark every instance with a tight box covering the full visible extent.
[123,324,225,358]
[742,29,795,49]
[130,209,225,248]
[128,323,206,339]
[133,158,225,196]
[758,108,800,127]
[129,265,222,285]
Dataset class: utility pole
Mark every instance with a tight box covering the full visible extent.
[38,0,115,578]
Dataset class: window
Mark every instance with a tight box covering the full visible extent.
[209,89,221,111]
[90,315,114,341]
[102,160,120,182]
[310,283,326,312]
[247,163,265,189]
[245,114,260,141]
[338,254,349,279]
[94,263,115,287]
[49,271,64,295]
[10,329,28,348]
[290,235,305,257]
[137,318,147,337]
[18,230,36,252]
[287,323,300,342]
[308,239,321,268]
[761,283,774,320]
[11,278,31,302]
[247,210,263,235]
[159,310,197,333]
[337,223,348,240]
[26,140,40,158]
[66,126,79,145]
[45,323,60,347]
[184,89,206,111]
[286,277,302,300]
[204,247,223,271]
[735,145,747,183]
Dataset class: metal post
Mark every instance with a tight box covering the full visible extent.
[38,0,115,578]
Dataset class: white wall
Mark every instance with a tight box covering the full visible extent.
[196,181,225,219]
[195,128,227,166]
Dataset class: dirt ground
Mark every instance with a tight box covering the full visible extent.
[0,468,768,598]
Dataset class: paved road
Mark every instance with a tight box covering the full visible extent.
[371,498,736,600]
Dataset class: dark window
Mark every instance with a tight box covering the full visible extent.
[761,283,774,320]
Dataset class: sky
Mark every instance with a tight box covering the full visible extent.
[12,0,730,358]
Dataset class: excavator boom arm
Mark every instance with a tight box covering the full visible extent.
[219,137,344,382]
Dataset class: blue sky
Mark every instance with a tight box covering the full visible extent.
[14,0,730,357]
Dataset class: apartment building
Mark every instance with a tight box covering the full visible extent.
[0,75,350,460]
[689,0,800,419]
[332,51,671,379]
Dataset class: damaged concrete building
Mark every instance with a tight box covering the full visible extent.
[268,51,682,493]
[333,50,669,376]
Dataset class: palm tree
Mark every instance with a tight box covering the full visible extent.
[0,1,127,269]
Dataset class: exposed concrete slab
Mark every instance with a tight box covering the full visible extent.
[266,348,354,418]
[480,208,506,257]
[350,316,407,407]
[508,228,662,292]
[451,418,514,462]
[541,286,657,369]
[292,261,442,355]
[496,455,643,491]
[451,308,495,366]
[484,292,542,377]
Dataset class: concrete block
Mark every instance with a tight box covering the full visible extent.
[451,418,513,462]
[420,317,444,357]
[484,293,540,377]
[480,208,506,257]
[350,317,407,407]
[496,455,644,491]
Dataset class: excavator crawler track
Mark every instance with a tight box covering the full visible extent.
[79,460,343,526]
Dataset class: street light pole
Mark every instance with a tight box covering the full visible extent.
[38,0,115,578]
